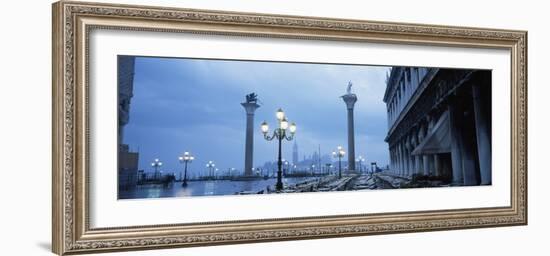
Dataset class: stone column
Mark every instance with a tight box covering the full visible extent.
[401,142,407,176]
[410,134,418,175]
[397,92,401,113]
[391,148,395,173]
[461,139,478,186]
[394,149,398,175]
[472,84,492,185]
[241,102,260,176]
[395,147,401,174]
[415,155,422,176]
[389,148,392,172]
[396,144,401,175]
[393,100,397,122]
[415,127,424,175]
[412,68,419,89]
[406,75,412,101]
[409,139,415,176]
[390,149,394,174]
[433,154,441,177]
[419,124,430,176]
[449,104,464,185]
[396,143,401,176]
[342,93,358,172]
[403,144,407,176]
[406,137,413,177]
[407,147,413,177]
[450,99,479,186]
[393,146,398,175]
[423,155,430,176]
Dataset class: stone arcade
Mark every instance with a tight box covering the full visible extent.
[383,67,491,185]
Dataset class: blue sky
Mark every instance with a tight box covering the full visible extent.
[123,57,391,176]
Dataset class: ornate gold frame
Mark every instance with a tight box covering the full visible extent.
[52,1,527,255]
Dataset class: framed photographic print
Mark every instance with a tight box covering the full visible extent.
[52,1,527,255]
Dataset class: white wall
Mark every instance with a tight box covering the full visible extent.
[0,0,547,255]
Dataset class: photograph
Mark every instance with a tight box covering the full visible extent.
[117,56,492,199]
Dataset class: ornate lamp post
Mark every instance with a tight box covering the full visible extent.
[332,146,346,178]
[357,155,365,173]
[206,161,215,178]
[151,158,162,180]
[178,152,194,186]
[261,108,297,191]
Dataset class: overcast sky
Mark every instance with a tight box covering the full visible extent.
[123,57,391,176]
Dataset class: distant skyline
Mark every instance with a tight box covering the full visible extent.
[122,56,391,176]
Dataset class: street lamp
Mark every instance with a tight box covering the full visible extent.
[357,155,365,173]
[371,162,377,174]
[261,108,297,191]
[206,161,215,178]
[311,164,315,176]
[332,146,346,178]
[151,158,162,179]
[325,163,332,175]
[178,151,194,186]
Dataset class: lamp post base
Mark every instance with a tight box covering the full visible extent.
[276,170,283,191]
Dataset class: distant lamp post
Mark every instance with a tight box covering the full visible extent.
[332,146,346,178]
[151,158,163,179]
[371,162,377,173]
[357,155,365,173]
[284,160,289,175]
[311,164,315,176]
[261,108,297,191]
[178,152,194,186]
[206,161,215,178]
[325,163,332,175]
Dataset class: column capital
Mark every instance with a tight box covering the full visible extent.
[241,102,260,114]
[341,93,358,109]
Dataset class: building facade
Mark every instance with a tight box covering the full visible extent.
[383,67,491,186]
[118,56,139,190]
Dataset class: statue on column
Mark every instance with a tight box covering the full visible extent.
[245,93,258,103]
[346,81,353,94]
